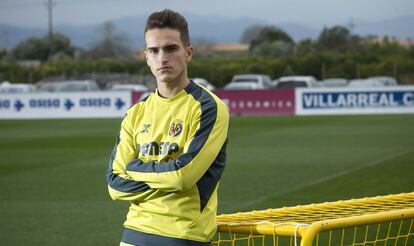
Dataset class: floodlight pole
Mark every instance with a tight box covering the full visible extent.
[45,0,55,45]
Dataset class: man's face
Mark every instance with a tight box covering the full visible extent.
[145,28,193,84]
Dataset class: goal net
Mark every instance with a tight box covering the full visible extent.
[211,192,414,246]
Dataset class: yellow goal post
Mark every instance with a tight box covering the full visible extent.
[212,192,414,246]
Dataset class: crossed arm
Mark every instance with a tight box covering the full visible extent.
[106,101,229,202]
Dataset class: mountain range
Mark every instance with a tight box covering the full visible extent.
[1,14,413,50]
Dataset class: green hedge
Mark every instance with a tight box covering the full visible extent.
[1,54,413,86]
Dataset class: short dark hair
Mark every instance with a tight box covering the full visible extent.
[145,9,190,46]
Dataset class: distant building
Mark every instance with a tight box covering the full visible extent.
[364,36,414,47]
[17,60,41,67]
[195,43,249,55]
[133,50,146,59]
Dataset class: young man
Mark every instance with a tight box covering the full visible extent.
[106,9,229,246]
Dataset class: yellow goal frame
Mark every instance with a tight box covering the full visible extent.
[212,192,414,246]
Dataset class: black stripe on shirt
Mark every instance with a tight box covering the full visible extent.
[122,227,210,246]
[196,138,227,211]
[106,114,151,193]
[106,96,153,193]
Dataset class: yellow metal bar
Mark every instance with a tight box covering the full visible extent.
[404,219,414,246]
[300,208,414,246]
[216,192,414,226]
[214,193,414,246]
[217,224,308,237]
[396,220,404,246]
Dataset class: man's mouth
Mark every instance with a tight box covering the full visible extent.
[158,66,172,71]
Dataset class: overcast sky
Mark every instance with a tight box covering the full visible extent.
[0,0,413,28]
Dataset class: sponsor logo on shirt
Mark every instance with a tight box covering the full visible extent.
[168,119,183,138]
[137,142,179,156]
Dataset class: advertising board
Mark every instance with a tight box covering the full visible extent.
[0,91,132,119]
[296,86,414,115]
[213,89,295,115]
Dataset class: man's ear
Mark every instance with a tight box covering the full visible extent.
[144,50,150,66]
[186,46,193,62]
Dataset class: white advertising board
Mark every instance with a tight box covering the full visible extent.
[296,86,414,115]
[0,91,132,119]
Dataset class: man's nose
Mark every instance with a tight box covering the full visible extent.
[158,50,168,64]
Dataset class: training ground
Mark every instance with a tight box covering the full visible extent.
[0,115,413,245]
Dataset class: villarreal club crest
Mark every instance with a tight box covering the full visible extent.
[169,119,183,138]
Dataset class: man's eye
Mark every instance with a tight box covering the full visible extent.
[165,46,178,52]
[148,49,158,54]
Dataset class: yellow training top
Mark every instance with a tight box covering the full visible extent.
[106,81,229,245]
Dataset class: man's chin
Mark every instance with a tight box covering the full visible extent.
[157,75,177,84]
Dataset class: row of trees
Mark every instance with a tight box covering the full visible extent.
[1,22,131,62]
[0,24,413,85]
[238,25,413,59]
[2,23,413,62]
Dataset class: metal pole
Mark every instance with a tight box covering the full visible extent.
[48,0,53,42]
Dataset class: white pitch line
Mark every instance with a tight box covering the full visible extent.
[235,149,414,211]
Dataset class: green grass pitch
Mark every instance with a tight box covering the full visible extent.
[0,115,413,245]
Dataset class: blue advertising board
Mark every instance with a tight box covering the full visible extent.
[296,86,414,115]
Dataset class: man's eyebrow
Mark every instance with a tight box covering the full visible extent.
[147,44,180,49]
[164,44,180,48]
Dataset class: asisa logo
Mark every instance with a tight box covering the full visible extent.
[168,119,183,138]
